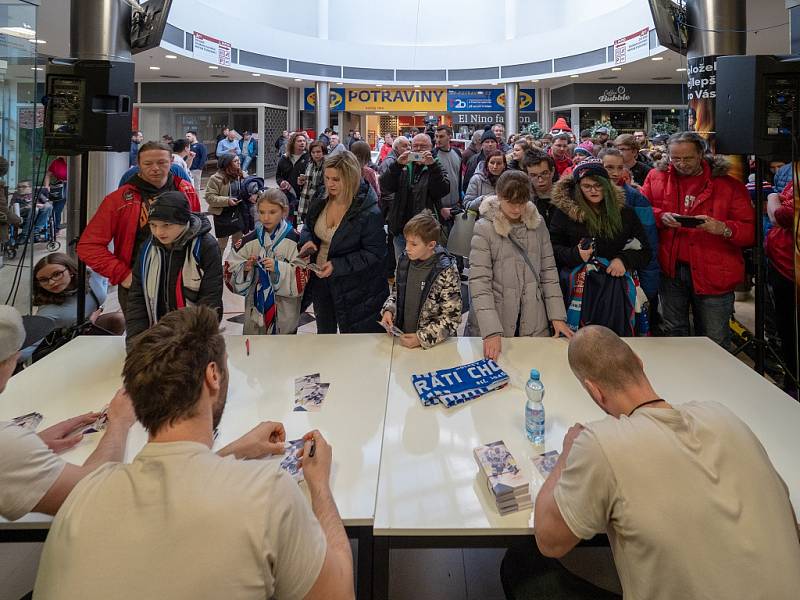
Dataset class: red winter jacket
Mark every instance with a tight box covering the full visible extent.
[641,157,754,295]
[549,150,573,178]
[77,176,200,285]
[765,182,795,281]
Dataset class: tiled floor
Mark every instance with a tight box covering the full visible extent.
[0,180,773,600]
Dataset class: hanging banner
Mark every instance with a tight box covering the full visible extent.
[304,88,345,112]
[447,89,536,112]
[614,27,650,66]
[345,89,447,112]
[193,32,232,67]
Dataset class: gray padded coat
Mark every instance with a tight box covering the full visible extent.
[466,196,566,339]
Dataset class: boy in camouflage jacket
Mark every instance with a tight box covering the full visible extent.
[380,210,462,349]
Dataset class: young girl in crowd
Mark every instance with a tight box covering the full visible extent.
[126,192,223,342]
[225,188,306,335]
[467,170,571,361]
[464,149,507,211]
[32,253,125,334]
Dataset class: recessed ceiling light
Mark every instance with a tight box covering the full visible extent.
[251,73,261,77]
[611,67,622,71]
[531,79,539,83]
[414,84,421,88]
[375,84,382,87]
[293,78,302,82]
[30,39,46,44]
[570,74,579,78]
[676,67,687,72]
[651,56,664,61]
[452,84,460,87]
[149,66,160,70]
[165,54,177,59]
[208,65,219,69]
[31,67,43,71]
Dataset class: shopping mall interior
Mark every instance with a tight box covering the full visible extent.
[0,1,799,599]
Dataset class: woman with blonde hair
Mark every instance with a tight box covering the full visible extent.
[298,151,387,333]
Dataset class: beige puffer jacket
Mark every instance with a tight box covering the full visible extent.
[204,171,235,216]
[466,195,566,339]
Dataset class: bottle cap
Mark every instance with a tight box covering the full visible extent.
[530,369,540,380]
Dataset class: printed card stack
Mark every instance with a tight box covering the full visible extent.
[474,440,532,515]
[412,359,509,408]
[294,374,330,412]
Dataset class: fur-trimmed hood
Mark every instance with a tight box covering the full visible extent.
[654,154,730,177]
[550,174,626,224]
[478,195,543,237]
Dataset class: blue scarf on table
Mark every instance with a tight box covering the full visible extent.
[253,219,293,334]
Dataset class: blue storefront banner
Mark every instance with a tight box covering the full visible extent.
[304,87,345,112]
[447,88,536,112]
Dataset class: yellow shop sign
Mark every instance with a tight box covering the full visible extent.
[345,88,447,112]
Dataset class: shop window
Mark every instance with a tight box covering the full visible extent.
[651,108,687,136]
[609,109,646,134]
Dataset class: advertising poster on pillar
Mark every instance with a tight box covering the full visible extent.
[687,55,745,181]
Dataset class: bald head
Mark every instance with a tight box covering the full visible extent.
[568,326,646,393]
[411,133,432,151]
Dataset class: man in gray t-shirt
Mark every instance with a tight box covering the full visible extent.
[0,306,136,521]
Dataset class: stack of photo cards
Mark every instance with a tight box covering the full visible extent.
[279,438,305,482]
[293,374,330,412]
[532,450,560,480]
[290,257,324,275]
[412,359,510,408]
[69,406,110,437]
[12,411,43,431]
[474,440,532,515]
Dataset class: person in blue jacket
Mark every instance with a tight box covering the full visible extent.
[600,149,660,305]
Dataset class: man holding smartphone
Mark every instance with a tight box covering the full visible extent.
[642,132,754,348]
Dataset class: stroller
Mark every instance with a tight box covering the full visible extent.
[3,202,61,259]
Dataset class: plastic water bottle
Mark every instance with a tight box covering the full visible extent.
[525,369,545,449]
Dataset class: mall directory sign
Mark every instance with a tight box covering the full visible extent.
[304,88,535,113]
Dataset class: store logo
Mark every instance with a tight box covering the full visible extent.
[330,91,344,109]
[306,91,317,108]
[598,86,631,103]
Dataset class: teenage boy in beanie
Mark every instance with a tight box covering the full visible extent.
[380,210,462,349]
[462,129,499,194]
[125,192,223,343]
[0,305,136,520]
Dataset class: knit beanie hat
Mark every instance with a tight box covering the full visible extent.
[572,158,610,183]
[481,129,498,144]
[148,191,191,225]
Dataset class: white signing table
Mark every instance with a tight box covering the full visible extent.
[2,334,800,600]
[370,336,800,597]
[0,334,394,598]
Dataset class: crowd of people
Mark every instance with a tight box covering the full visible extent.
[0,112,798,598]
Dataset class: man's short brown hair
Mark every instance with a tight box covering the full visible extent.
[613,134,639,151]
[137,141,172,161]
[123,306,226,435]
[403,209,440,244]
[568,325,646,392]
[495,170,532,204]
[435,125,452,136]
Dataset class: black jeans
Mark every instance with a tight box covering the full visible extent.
[312,275,338,334]
[501,538,621,600]
[769,266,798,393]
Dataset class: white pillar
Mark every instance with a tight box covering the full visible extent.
[315,81,330,138]
[318,0,329,39]
[504,81,519,135]
[537,87,551,130]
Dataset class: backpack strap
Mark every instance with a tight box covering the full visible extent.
[506,235,540,287]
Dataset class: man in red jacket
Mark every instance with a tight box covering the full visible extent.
[77,141,200,313]
[641,132,754,348]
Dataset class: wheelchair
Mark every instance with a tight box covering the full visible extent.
[3,203,61,259]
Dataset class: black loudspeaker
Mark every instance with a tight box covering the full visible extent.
[716,55,800,159]
[44,60,135,155]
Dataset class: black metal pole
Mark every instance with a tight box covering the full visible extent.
[76,151,89,325]
[754,158,766,374]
